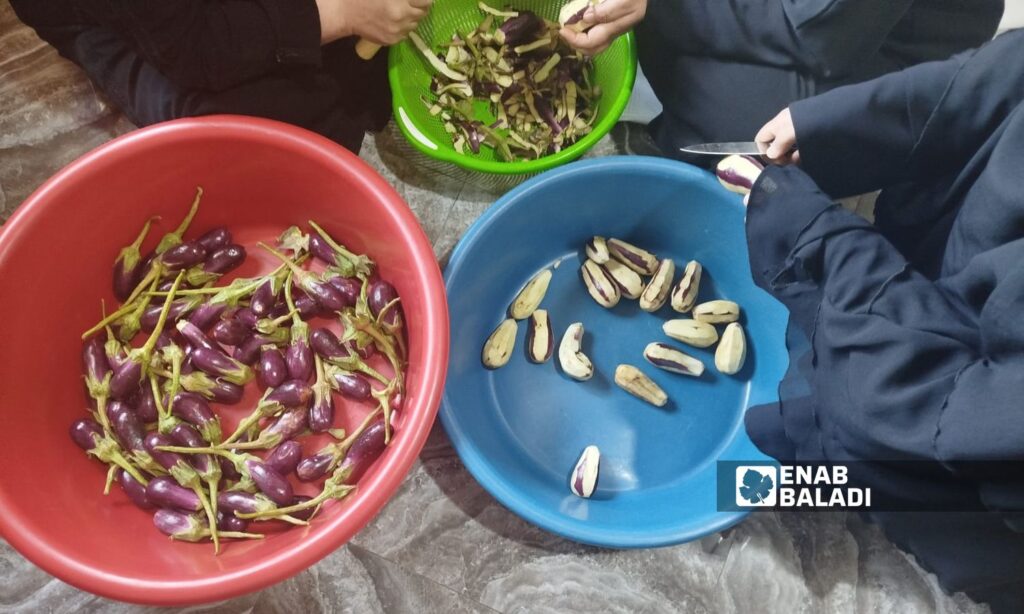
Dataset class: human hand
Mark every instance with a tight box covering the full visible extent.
[560,0,647,56]
[755,108,800,165]
[317,0,432,45]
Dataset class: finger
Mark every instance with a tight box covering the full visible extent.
[593,0,640,23]
[765,136,795,161]
[569,22,620,55]
[559,26,582,46]
[754,123,776,150]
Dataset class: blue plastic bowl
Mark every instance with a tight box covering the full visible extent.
[441,156,789,548]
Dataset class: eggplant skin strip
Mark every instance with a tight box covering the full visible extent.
[412,4,602,161]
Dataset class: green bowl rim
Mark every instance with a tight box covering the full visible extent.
[387,30,638,175]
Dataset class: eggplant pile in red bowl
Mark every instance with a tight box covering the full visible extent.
[0,116,448,605]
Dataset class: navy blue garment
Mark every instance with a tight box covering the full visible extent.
[10,0,391,153]
[635,0,1003,162]
[744,30,1024,611]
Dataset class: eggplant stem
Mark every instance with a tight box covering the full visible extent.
[103,464,117,495]
[277,515,310,526]
[193,485,220,554]
[157,187,203,254]
[110,451,149,486]
[257,242,307,282]
[308,220,365,267]
[283,275,302,326]
[82,300,141,339]
[218,531,264,540]
[126,216,159,253]
[139,271,185,363]
[236,484,355,519]
[123,261,165,307]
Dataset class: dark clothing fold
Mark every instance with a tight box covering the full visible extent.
[11,0,391,152]
[636,0,1003,160]
[744,30,1024,610]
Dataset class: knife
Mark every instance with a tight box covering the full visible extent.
[679,142,763,156]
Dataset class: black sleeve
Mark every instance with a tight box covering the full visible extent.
[642,0,913,80]
[748,165,1024,521]
[790,29,1024,198]
[113,0,324,91]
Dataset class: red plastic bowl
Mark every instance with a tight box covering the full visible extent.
[0,117,448,605]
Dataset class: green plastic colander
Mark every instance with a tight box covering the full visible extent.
[387,0,637,177]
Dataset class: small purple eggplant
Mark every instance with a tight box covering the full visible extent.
[179,372,244,405]
[265,441,302,476]
[368,279,402,327]
[293,292,322,319]
[146,476,202,512]
[119,470,153,510]
[217,511,249,532]
[161,241,208,271]
[191,346,254,385]
[309,385,335,433]
[218,490,277,515]
[310,328,349,361]
[244,460,293,505]
[220,457,242,482]
[112,217,156,302]
[141,299,196,332]
[330,370,372,401]
[135,387,159,423]
[187,303,226,331]
[296,452,334,482]
[309,233,339,267]
[235,307,259,329]
[263,407,308,443]
[346,339,376,360]
[337,420,387,483]
[289,496,315,521]
[234,332,287,366]
[251,279,279,318]
[169,423,216,475]
[260,242,348,311]
[107,401,147,454]
[196,226,232,252]
[153,509,204,541]
[171,392,222,443]
[153,509,255,542]
[203,244,246,275]
[82,336,112,393]
[109,360,143,401]
[258,346,288,388]
[176,320,222,354]
[266,380,313,408]
[212,318,252,346]
[326,276,360,308]
[285,335,314,382]
[70,419,144,484]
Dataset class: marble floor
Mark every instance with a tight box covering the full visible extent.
[0,2,1005,612]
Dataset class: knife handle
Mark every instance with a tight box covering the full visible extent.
[355,38,382,60]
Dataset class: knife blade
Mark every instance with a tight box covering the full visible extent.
[679,142,763,156]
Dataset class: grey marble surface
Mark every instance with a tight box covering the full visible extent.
[0,3,995,612]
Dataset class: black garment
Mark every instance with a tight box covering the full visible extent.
[636,0,1003,161]
[10,0,391,152]
[744,30,1024,611]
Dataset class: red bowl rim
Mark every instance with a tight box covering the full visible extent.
[0,116,449,605]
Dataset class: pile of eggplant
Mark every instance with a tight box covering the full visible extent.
[74,188,406,551]
[412,2,602,160]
